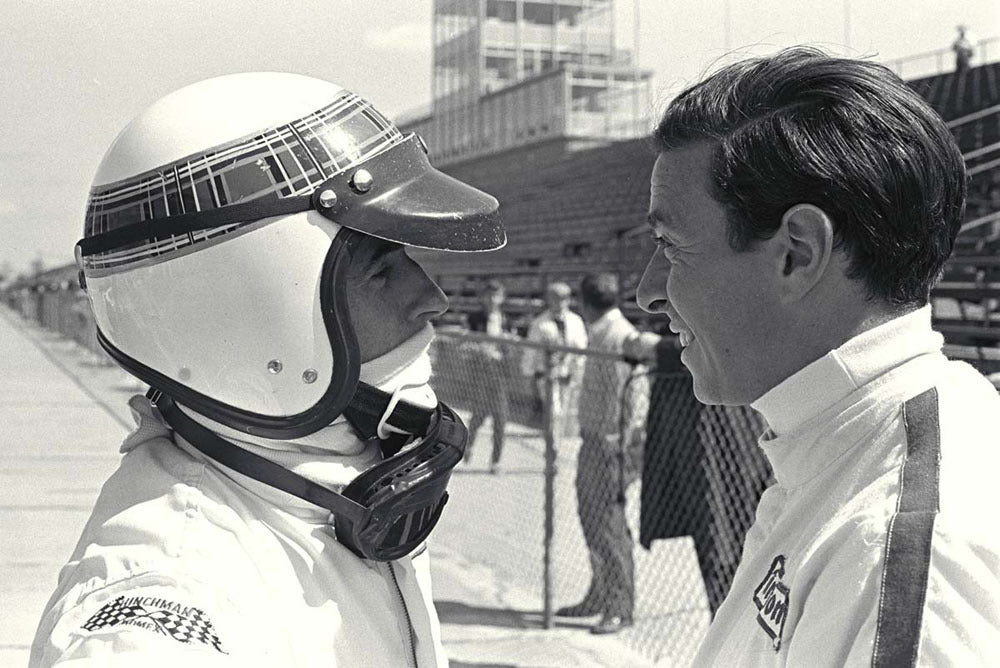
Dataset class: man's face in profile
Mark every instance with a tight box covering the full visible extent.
[638,143,783,405]
[344,234,449,362]
[482,287,504,310]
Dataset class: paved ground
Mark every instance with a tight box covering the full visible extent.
[0,307,709,667]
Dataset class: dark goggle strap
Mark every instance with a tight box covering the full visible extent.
[150,388,368,525]
[77,195,313,257]
[76,134,430,259]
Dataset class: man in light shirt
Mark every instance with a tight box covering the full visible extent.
[638,47,1000,665]
[557,273,651,634]
[521,282,588,436]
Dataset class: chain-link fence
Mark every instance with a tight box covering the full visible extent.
[432,328,771,665]
[5,286,772,664]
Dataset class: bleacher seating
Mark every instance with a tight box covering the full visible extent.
[909,62,1000,124]
[907,62,1000,370]
[411,136,657,302]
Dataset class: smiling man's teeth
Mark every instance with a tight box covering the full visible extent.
[679,331,692,347]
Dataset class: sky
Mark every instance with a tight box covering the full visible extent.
[2,0,998,277]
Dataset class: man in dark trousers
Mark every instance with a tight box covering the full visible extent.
[464,279,511,473]
[558,273,649,634]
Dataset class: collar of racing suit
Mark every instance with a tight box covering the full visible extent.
[750,305,945,488]
[121,324,439,520]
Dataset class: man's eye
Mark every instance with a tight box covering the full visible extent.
[650,233,675,256]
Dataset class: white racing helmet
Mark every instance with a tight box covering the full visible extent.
[77,72,504,439]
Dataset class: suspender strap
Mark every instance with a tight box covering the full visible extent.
[872,387,941,667]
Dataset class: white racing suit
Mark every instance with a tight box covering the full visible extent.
[30,328,448,667]
[692,307,1000,666]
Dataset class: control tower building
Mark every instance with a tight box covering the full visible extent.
[400,0,652,167]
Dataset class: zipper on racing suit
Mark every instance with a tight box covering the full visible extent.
[380,561,418,668]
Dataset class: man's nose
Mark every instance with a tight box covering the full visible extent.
[636,253,670,314]
[409,268,450,321]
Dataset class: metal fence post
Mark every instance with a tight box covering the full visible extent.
[542,343,556,629]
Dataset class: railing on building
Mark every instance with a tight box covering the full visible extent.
[885,36,1000,79]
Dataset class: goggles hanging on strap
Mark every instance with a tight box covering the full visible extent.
[150,389,468,561]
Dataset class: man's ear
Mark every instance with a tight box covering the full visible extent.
[777,203,834,302]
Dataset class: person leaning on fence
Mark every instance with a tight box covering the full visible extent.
[556,273,655,635]
[520,282,587,433]
[463,279,512,473]
[30,73,505,667]
[637,47,1000,665]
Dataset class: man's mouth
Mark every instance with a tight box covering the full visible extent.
[667,317,693,348]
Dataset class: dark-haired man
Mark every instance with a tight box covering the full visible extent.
[638,47,1000,664]
[464,279,511,473]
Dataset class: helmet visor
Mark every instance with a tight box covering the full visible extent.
[312,134,505,252]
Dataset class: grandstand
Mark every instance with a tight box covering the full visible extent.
[412,54,1000,373]
[410,136,657,328]
[911,58,1000,370]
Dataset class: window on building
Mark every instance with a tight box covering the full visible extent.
[522,2,555,25]
[485,0,516,21]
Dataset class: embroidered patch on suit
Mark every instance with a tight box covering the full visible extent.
[752,555,790,651]
[81,595,227,653]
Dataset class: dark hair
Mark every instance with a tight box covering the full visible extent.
[580,272,619,311]
[653,47,967,306]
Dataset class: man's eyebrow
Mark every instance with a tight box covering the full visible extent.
[347,235,393,267]
[647,211,667,230]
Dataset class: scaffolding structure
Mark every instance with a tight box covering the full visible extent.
[402,0,652,165]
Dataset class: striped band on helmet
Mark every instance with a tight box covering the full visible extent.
[83,90,404,271]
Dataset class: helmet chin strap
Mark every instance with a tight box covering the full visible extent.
[342,382,434,441]
[346,323,438,442]
[376,382,429,440]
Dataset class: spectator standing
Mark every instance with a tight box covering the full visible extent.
[521,282,587,436]
[953,25,974,73]
[464,279,512,473]
[557,273,652,634]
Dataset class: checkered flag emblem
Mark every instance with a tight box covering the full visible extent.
[82,595,227,654]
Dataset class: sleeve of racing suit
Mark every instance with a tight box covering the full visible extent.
[783,516,1000,667]
[30,572,269,668]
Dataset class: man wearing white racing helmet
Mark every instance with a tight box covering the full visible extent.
[30,72,504,667]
